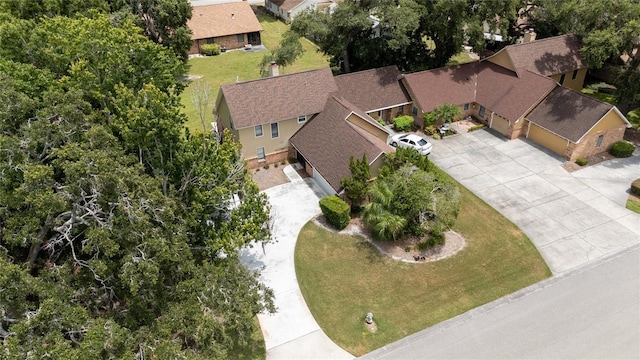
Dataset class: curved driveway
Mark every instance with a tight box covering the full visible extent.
[428,129,640,274]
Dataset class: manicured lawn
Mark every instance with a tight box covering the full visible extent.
[626,197,640,214]
[581,88,617,106]
[180,9,329,132]
[295,179,551,356]
[447,51,475,66]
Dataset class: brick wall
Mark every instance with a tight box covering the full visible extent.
[245,149,288,169]
[568,125,626,161]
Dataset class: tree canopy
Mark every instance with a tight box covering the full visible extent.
[0,9,272,359]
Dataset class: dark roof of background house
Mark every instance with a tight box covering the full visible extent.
[220,67,337,129]
[476,62,557,120]
[402,63,478,113]
[188,2,262,40]
[269,0,304,12]
[334,65,411,112]
[525,86,615,142]
[290,95,392,192]
[503,34,587,76]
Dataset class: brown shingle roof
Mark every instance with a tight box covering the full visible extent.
[526,86,614,142]
[290,95,392,192]
[269,0,304,12]
[220,68,337,129]
[503,34,587,76]
[402,63,478,113]
[188,2,262,40]
[334,65,411,112]
[476,62,556,120]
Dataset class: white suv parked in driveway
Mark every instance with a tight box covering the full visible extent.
[390,133,432,155]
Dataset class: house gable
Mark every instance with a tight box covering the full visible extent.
[334,65,412,113]
[188,2,262,40]
[501,34,586,77]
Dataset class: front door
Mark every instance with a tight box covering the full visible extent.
[247,32,261,46]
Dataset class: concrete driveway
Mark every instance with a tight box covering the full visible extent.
[239,166,353,360]
[428,129,640,274]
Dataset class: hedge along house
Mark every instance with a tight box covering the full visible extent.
[214,68,338,168]
[289,95,394,195]
[525,86,630,161]
[187,2,263,55]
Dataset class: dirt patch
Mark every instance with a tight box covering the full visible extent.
[562,151,618,172]
[312,216,466,263]
[251,164,290,191]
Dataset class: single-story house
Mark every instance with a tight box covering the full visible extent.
[187,2,262,55]
[290,94,393,195]
[264,0,335,22]
[485,33,588,91]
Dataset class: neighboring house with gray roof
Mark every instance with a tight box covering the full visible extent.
[265,0,335,22]
[290,95,393,194]
[485,34,588,91]
[187,2,262,55]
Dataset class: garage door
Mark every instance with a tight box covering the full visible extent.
[527,123,568,155]
[490,115,510,136]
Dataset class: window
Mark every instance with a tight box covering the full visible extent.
[254,124,263,137]
[572,69,578,80]
[206,38,214,44]
[412,106,418,116]
[479,105,486,118]
[596,134,604,148]
[377,110,383,118]
[257,147,265,160]
[463,103,470,110]
[398,105,404,112]
[297,115,307,123]
[271,123,279,138]
[237,34,244,43]
[559,73,566,84]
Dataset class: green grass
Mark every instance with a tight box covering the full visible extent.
[180,10,329,132]
[230,317,265,359]
[627,108,640,128]
[581,88,617,106]
[626,197,640,214]
[295,179,551,356]
[446,51,475,66]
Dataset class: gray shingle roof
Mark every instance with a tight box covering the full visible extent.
[503,34,587,76]
[188,2,263,40]
[525,86,614,142]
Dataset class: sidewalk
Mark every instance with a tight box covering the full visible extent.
[240,165,353,359]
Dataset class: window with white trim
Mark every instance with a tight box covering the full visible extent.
[479,105,486,118]
[254,124,263,137]
[271,123,279,138]
[297,115,307,123]
[257,147,265,160]
[463,103,470,110]
[596,134,604,148]
[412,106,418,116]
[398,105,404,112]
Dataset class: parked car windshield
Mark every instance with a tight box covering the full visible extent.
[418,139,428,146]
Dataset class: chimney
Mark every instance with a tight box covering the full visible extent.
[523,28,536,43]
[269,61,279,77]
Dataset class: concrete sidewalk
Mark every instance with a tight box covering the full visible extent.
[240,166,353,360]
[428,130,640,274]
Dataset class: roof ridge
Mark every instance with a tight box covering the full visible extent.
[221,67,332,88]
[334,65,398,78]
[554,84,615,108]
[505,33,577,49]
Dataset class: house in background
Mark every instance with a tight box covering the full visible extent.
[264,0,336,22]
[485,33,588,91]
[187,2,262,55]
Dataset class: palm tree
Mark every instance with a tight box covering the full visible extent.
[363,181,407,241]
[432,103,461,125]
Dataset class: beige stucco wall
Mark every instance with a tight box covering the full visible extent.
[486,51,516,72]
[215,95,240,141]
[369,153,385,177]
[345,113,389,142]
[526,123,569,156]
[549,68,587,91]
[239,117,307,163]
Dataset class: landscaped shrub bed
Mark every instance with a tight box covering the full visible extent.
[575,157,588,166]
[319,196,350,229]
[631,178,640,197]
[200,44,221,56]
[610,140,635,158]
[392,115,414,131]
[467,124,485,132]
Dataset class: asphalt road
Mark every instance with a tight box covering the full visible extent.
[360,245,640,360]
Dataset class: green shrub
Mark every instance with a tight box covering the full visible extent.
[424,125,436,135]
[432,132,441,140]
[319,196,350,230]
[610,141,635,158]
[377,118,386,126]
[631,178,640,197]
[468,124,485,132]
[201,44,221,56]
[392,115,414,131]
[586,82,616,93]
[575,157,588,166]
[263,163,270,169]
